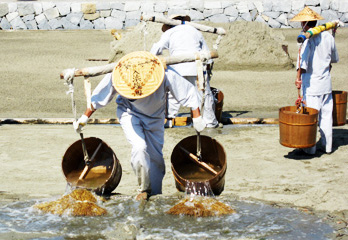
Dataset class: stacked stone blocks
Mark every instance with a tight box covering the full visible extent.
[0,0,347,30]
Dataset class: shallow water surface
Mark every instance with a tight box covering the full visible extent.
[0,195,334,240]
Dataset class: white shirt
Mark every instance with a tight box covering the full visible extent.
[90,67,201,118]
[299,31,339,96]
[150,24,210,76]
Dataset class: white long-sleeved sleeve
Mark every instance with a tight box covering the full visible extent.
[150,31,170,55]
[299,40,309,71]
[91,73,117,110]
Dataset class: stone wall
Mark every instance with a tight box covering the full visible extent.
[0,0,347,30]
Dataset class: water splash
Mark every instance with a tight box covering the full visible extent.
[0,196,335,239]
[185,180,215,197]
[167,180,235,217]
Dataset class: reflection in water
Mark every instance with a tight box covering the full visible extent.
[0,195,334,240]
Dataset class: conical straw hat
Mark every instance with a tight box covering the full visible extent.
[290,6,324,22]
[112,51,165,99]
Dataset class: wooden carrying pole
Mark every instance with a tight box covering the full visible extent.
[60,51,218,79]
[179,146,217,175]
[141,15,226,35]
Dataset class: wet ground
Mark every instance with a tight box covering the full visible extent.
[0,194,336,240]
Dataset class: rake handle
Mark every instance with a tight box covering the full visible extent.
[179,146,217,175]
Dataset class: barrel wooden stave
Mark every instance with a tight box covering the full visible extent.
[171,135,226,196]
[211,87,224,123]
[62,137,122,195]
[332,90,347,126]
[279,106,319,148]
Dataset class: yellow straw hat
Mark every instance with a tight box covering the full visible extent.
[290,6,324,22]
[112,51,165,99]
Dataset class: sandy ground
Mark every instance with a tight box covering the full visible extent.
[0,25,348,237]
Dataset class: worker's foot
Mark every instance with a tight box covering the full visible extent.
[207,122,223,128]
[135,192,149,201]
[317,148,332,155]
[164,119,173,128]
[293,148,315,156]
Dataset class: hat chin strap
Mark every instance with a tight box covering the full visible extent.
[301,21,309,32]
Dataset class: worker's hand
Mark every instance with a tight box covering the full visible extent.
[63,68,75,83]
[295,78,302,89]
[192,116,206,132]
[73,114,89,133]
[295,97,302,107]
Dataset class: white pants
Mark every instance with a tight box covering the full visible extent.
[166,76,218,127]
[117,107,165,195]
[303,93,333,154]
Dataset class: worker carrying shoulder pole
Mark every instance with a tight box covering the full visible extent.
[150,14,221,128]
[71,52,206,201]
[291,6,339,155]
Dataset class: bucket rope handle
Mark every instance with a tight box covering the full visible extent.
[295,44,306,113]
[63,68,77,120]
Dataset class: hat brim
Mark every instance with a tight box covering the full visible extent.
[112,51,165,99]
[290,7,324,22]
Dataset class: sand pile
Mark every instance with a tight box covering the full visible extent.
[108,21,294,71]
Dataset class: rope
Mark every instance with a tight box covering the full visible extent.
[213,35,223,51]
[63,68,77,120]
[140,21,148,51]
[296,43,305,113]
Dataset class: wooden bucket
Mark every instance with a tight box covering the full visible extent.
[211,87,224,122]
[279,106,319,148]
[62,137,122,195]
[332,90,347,126]
[171,135,227,196]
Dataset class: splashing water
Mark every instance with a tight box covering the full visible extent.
[0,195,335,240]
[167,180,236,217]
[185,180,215,197]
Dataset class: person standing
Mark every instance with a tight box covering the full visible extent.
[291,7,339,154]
[73,52,206,200]
[150,15,220,128]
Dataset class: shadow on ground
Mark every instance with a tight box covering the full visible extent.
[284,128,348,160]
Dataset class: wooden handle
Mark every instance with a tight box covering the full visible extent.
[179,146,217,175]
[78,141,103,180]
[80,133,89,163]
[84,77,92,109]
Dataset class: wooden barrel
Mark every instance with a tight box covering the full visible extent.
[332,90,347,126]
[279,106,319,148]
[211,87,224,122]
[62,137,122,195]
[171,135,226,196]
